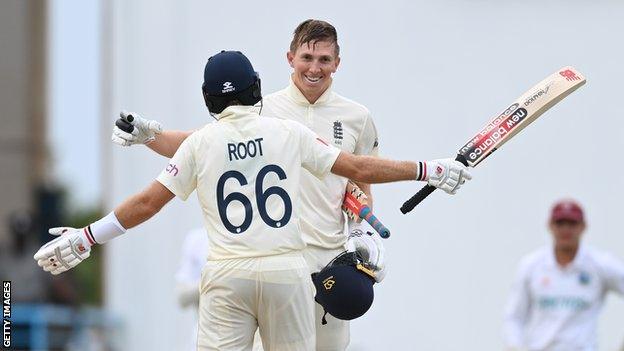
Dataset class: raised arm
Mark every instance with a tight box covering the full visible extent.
[111,111,193,158]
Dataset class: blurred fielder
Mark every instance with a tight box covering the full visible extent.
[176,227,263,351]
[503,199,624,351]
[34,50,471,350]
[111,19,396,350]
[176,227,206,351]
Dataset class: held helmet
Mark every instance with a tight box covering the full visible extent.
[202,50,262,114]
[311,251,376,324]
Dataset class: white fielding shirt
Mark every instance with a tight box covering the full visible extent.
[261,78,379,249]
[503,245,624,351]
[157,105,340,260]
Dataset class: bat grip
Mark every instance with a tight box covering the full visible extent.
[116,118,134,133]
[360,206,390,239]
[400,154,468,214]
[400,185,436,214]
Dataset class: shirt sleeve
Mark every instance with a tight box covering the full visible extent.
[597,252,624,295]
[503,259,532,348]
[295,121,341,179]
[354,113,379,156]
[156,135,197,200]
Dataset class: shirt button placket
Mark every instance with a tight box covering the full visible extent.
[307,105,314,127]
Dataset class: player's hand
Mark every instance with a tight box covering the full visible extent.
[425,158,472,195]
[111,111,163,146]
[33,227,93,275]
[346,229,387,283]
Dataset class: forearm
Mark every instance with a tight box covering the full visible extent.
[114,181,174,228]
[332,152,417,184]
[147,130,194,158]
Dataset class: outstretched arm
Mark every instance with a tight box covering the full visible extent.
[146,130,194,158]
[111,111,193,158]
[331,152,471,194]
[34,181,175,275]
[114,181,175,228]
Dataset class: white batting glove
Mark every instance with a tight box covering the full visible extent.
[33,227,94,275]
[111,110,163,146]
[425,158,472,195]
[346,229,387,283]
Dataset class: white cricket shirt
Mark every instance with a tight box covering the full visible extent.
[503,245,624,351]
[157,105,340,260]
[261,78,379,249]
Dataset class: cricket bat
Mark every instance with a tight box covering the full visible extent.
[343,181,391,238]
[401,66,586,214]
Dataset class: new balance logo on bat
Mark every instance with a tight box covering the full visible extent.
[559,69,581,81]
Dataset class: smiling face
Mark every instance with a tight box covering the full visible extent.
[287,40,340,104]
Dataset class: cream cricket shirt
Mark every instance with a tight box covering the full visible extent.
[157,106,340,260]
[503,245,624,351]
[261,78,379,249]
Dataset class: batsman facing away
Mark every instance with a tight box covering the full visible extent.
[33,49,471,351]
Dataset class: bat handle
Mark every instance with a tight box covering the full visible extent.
[360,206,390,239]
[400,154,468,214]
[115,118,134,133]
[400,185,436,214]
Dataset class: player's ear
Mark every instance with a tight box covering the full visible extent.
[333,56,340,72]
[287,51,295,68]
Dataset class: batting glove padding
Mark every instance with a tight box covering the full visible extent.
[111,110,163,146]
[34,227,93,275]
[424,158,472,195]
[346,228,387,283]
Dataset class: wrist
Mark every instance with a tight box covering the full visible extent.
[86,211,127,245]
[415,161,428,181]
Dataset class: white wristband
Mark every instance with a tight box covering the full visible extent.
[86,211,127,244]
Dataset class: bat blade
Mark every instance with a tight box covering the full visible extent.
[459,66,586,167]
[401,66,586,214]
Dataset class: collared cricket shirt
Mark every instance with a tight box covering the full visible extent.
[157,105,340,260]
[261,78,379,249]
[504,245,624,351]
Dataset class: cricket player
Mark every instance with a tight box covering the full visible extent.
[503,199,624,351]
[176,227,263,351]
[111,20,389,349]
[35,50,471,351]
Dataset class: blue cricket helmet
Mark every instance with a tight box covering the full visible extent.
[311,251,376,324]
[202,50,262,114]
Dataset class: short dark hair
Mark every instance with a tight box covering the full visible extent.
[290,19,340,56]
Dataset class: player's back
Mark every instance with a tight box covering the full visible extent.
[181,106,338,260]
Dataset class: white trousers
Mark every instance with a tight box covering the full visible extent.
[249,246,351,351]
[303,246,350,351]
[197,252,315,351]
